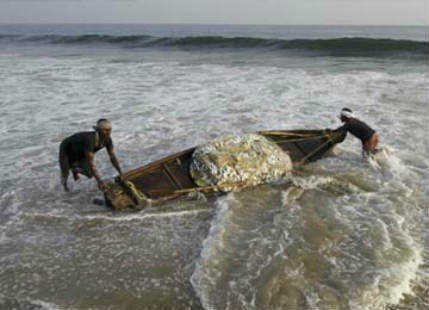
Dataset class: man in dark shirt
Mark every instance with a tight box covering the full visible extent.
[59,119,123,192]
[338,108,379,156]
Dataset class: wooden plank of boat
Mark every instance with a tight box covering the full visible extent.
[258,128,345,164]
[103,128,346,210]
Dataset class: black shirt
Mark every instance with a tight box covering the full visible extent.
[341,118,375,143]
[60,131,113,163]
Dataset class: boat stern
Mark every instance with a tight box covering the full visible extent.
[104,178,150,211]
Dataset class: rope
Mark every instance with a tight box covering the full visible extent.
[120,180,148,205]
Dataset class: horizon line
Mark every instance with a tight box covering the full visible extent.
[0,22,427,27]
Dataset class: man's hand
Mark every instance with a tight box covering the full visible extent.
[117,173,124,182]
[97,180,108,192]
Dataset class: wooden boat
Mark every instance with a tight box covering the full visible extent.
[104,128,346,210]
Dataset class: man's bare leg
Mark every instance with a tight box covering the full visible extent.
[61,174,70,192]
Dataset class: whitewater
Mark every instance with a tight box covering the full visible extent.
[0,24,428,310]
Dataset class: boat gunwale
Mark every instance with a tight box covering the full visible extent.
[123,147,196,180]
[123,129,343,180]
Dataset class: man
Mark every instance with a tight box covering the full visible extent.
[59,119,123,192]
[338,108,379,156]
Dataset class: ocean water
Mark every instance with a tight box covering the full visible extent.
[0,24,428,310]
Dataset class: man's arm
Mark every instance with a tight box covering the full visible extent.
[334,123,348,133]
[88,152,106,191]
[107,147,122,176]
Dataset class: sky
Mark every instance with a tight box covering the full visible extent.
[0,0,428,25]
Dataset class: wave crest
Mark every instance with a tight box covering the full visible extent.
[1,34,428,56]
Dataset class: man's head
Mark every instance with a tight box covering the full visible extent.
[339,108,355,122]
[94,119,112,137]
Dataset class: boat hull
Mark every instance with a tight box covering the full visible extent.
[104,128,346,210]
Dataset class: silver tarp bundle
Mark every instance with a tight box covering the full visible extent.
[190,134,293,191]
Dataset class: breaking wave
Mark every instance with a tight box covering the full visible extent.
[1,34,428,57]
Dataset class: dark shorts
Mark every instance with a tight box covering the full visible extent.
[71,159,93,178]
[59,147,93,180]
